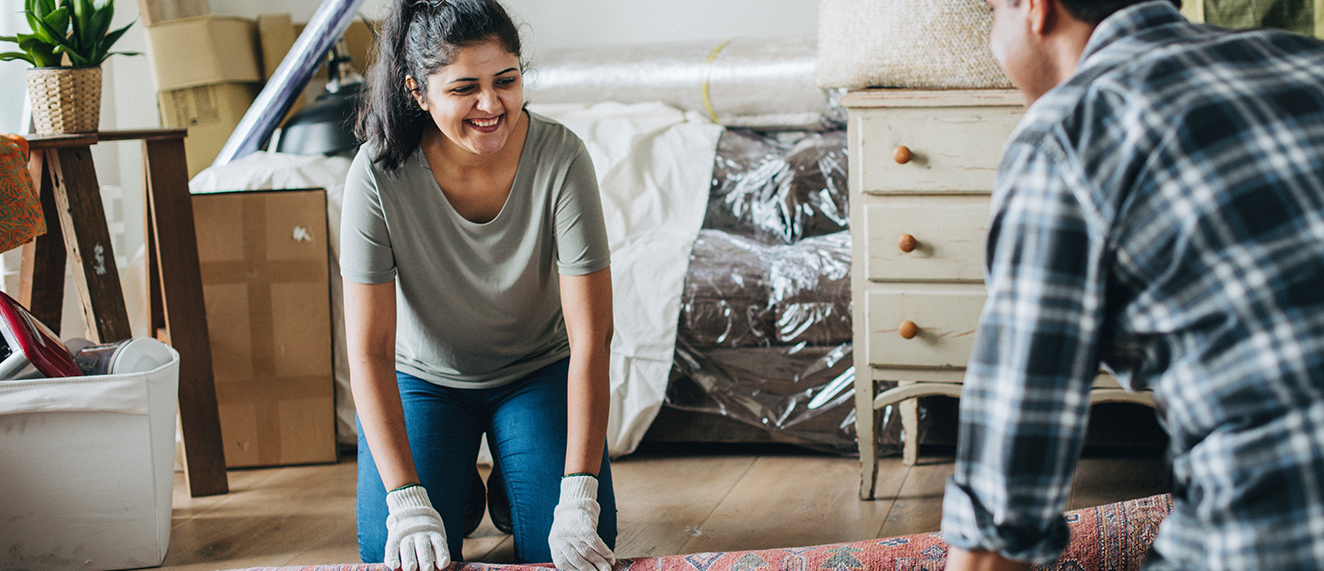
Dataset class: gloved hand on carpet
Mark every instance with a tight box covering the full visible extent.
[385,484,450,571]
[549,474,615,571]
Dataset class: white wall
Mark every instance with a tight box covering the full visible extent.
[508,0,817,52]
[209,0,818,56]
[1,3,27,136]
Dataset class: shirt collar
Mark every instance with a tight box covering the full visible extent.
[1079,1,1187,64]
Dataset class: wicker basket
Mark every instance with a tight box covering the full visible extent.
[816,0,1013,90]
[25,66,103,135]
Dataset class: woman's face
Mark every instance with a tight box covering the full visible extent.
[411,39,523,156]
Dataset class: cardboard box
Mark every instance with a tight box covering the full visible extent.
[258,13,297,82]
[257,13,306,121]
[145,15,264,177]
[192,189,337,467]
[144,15,262,91]
[136,0,208,27]
[0,350,180,570]
[158,82,261,178]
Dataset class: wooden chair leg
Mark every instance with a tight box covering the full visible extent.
[18,151,67,330]
[856,370,878,500]
[901,399,919,466]
[143,137,229,497]
[46,146,132,343]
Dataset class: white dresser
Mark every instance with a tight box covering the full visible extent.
[846,89,1153,499]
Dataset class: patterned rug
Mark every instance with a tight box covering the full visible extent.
[225,493,1171,571]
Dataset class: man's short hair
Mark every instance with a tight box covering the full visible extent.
[1057,0,1180,24]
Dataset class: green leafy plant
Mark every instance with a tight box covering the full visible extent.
[0,0,139,67]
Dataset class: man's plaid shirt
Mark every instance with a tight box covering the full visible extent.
[940,2,1324,569]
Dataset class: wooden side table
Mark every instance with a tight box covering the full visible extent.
[19,128,229,497]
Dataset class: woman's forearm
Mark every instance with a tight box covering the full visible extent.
[344,280,418,491]
[564,345,611,475]
[352,356,420,490]
[558,269,615,476]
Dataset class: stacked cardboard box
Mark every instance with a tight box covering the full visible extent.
[137,1,351,467]
[144,15,263,178]
[137,0,206,26]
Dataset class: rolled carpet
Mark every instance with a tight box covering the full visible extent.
[224,493,1171,571]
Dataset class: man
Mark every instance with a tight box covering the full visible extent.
[940,0,1324,570]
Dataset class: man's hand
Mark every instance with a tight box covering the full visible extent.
[945,547,1033,571]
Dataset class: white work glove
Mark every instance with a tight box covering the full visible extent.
[548,474,615,571]
[385,485,450,571]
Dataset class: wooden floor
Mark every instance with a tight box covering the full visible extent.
[160,444,1170,571]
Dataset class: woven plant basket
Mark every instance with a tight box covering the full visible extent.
[25,66,103,135]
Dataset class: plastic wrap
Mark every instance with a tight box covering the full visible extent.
[677,231,774,348]
[705,129,849,245]
[670,230,902,454]
[664,128,916,454]
[526,36,845,131]
[769,232,852,346]
[676,229,852,349]
[668,339,889,455]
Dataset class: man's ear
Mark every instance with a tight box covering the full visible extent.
[1025,0,1052,35]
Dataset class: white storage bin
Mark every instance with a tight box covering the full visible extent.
[0,347,180,571]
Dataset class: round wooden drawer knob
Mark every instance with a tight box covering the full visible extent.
[893,145,912,164]
[898,234,918,253]
[898,320,919,339]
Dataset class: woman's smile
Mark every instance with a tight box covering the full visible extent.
[467,115,503,133]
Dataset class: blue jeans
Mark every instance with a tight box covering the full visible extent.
[356,358,617,564]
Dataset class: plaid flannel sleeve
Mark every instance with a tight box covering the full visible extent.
[940,135,1108,564]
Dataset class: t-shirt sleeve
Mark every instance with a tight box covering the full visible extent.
[340,148,398,285]
[552,140,611,276]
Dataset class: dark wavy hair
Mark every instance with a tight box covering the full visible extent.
[1055,0,1180,24]
[355,0,523,174]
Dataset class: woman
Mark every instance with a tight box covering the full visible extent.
[341,1,617,570]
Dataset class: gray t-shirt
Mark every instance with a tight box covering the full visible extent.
[340,112,611,388]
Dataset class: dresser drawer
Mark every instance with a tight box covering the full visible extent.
[864,195,990,282]
[863,283,986,369]
[852,105,1022,194]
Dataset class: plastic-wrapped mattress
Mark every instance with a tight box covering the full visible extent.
[665,128,904,455]
[705,129,850,245]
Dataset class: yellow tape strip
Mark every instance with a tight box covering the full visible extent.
[702,38,736,124]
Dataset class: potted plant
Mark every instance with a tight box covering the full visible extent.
[1,0,139,134]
